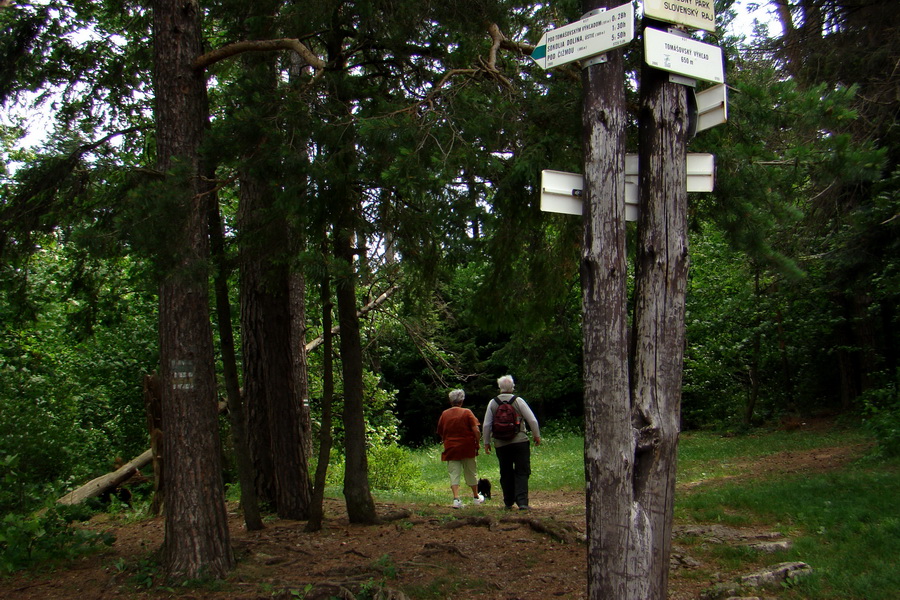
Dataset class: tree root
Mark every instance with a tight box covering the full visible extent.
[500,516,582,544]
[421,541,468,557]
[378,508,412,522]
[441,515,493,530]
[275,581,412,600]
[441,514,583,544]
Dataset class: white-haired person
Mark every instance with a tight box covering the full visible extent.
[483,375,541,510]
[437,389,485,508]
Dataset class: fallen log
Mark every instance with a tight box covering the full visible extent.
[57,449,153,506]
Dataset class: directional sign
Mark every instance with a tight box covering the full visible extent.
[541,169,639,221]
[644,0,716,32]
[644,27,724,83]
[531,3,635,70]
[694,83,728,132]
[541,153,715,221]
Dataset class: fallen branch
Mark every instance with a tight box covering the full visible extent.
[305,284,398,352]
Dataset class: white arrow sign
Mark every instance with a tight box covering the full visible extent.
[644,27,724,83]
[540,154,715,220]
[694,83,728,132]
[531,3,635,70]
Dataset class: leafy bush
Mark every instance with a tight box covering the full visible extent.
[367,444,425,492]
[0,508,113,574]
[0,455,115,574]
[326,443,426,493]
[863,376,900,457]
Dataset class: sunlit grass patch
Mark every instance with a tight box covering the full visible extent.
[676,456,900,600]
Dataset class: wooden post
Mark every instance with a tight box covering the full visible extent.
[579,0,632,597]
[631,17,691,599]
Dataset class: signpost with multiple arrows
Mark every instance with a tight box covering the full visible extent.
[531,2,729,598]
[530,3,635,70]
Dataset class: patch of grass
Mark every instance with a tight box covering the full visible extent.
[400,423,896,599]
[676,425,869,485]
[403,575,490,599]
[400,428,585,504]
[677,457,900,599]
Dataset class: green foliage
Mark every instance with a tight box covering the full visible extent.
[0,457,113,574]
[862,374,900,458]
[366,444,427,493]
[0,238,157,501]
[306,365,402,451]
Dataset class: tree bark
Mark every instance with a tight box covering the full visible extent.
[209,199,263,531]
[307,264,336,532]
[580,1,631,597]
[335,226,378,524]
[152,0,233,579]
[236,6,311,518]
[143,373,164,515]
[239,171,311,520]
[630,24,690,597]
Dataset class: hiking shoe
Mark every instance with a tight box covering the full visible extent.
[518,505,530,511]
[452,498,462,509]
[473,493,485,505]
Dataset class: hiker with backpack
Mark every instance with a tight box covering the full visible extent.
[437,389,486,509]
[483,375,541,510]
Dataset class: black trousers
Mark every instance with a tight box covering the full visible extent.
[495,440,531,508]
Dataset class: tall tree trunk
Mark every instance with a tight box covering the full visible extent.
[209,199,263,531]
[239,172,311,520]
[307,264,336,532]
[580,0,631,596]
[321,47,377,523]
[152,0,233,578]
[630,27,690,597]
[334,224,378,524]
[235,10,311,518]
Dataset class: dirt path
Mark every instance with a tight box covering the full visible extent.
[0,441,870,600]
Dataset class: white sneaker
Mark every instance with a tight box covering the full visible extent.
[473,493,485,505]
[452,498,462,509]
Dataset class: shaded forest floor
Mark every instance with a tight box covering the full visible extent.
[0,429,871,600]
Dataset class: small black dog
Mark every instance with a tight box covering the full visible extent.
[477,478,492,500]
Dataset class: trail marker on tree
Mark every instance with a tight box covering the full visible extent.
[530,2,635,69]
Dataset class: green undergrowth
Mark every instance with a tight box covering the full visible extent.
[674,424,898,600]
